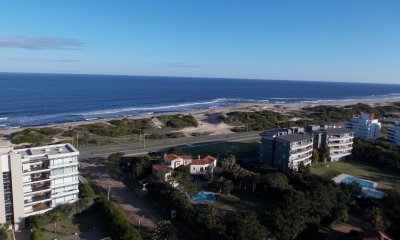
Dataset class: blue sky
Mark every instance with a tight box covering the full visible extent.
[0,1,399,83]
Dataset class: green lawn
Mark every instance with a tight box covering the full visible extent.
[311,159,400,190]
[179,140,260,159]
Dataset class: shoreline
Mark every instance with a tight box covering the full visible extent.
[1,96,399,136]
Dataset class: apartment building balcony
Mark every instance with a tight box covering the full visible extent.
[291,141,313,150]
[50,160,78,169]
[292,153,312,163]
[291,150,312,161]
[328,135,354,140]
[331,148,352,154]
[301,159,312,166]
[33,201,52,211]
[26,173,51,184]
[24,192,51,204]
[32,182,51,192]
[25,201,52,216]
[24,182,51,194]
[328,141,353,147]
[290,146,313,154]
[330,145,353,151]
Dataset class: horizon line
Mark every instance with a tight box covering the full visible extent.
[0,71,398,85]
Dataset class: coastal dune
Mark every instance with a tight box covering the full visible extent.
[1,97,399,139]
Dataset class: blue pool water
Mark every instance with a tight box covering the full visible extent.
[189,192,216,203]
[342,177,375,189]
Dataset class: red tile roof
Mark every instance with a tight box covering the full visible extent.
[153,164,172,171]
[164,154,192,162]
[191,155,216,165]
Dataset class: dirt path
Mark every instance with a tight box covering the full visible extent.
[79,157,162,231]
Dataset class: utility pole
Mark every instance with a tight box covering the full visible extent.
[143,133,146,149]
[107,185,110,200]
[76,133,79,148]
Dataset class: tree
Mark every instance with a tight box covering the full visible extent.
[381,190,400,237]
[0,222,9,240]
[215,177,234,195]
[235,212,269,240]
[368,207,383,229]
[79,183,95,199]
[152,220,174,240]
[172,166,198,196]
[319,148,330,163]
[311,149,320,164]
[27,214,50,230]
[220,155,236,172]
[206,204,219,226]
[266,189,310,240]
[221,179,234,195]
[106,152,125,166]
[31,229,43,240]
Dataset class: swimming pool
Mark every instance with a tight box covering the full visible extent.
[341,177,376,189]
[189,191,216,204]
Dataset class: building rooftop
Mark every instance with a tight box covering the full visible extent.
[260,128,289,137]
[276,133,313,143]
[324,128,354,135]
[14,143,79,158]
[191,155,216,165]
[153,164,172,171]
[164,154,193,162]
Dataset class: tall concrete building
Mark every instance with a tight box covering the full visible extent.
[274,133,314,169]
[346,113,381,140]
[388,122,400,145]
[260,131,313,169]
[259,129,290,165]
[322,128,354,161]
[0,143,79,230]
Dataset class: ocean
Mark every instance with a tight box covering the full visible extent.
[1,72,400,129]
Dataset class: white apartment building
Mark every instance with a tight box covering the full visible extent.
[323,128,354,161]
[274,133,314,169]
[388,122,400,145]
[346,113,381,140]
[0,143,79,230]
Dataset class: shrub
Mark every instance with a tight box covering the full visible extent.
[31,230,43,240]
[95,196,142,240]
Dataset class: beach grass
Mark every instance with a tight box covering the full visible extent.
[310,159,400,190]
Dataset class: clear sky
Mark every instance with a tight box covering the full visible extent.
[0,1,399,83]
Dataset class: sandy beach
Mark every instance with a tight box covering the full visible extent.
[1,97,399,138]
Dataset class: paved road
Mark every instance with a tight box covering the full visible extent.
[79,131,262,158]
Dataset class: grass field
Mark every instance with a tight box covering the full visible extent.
[178,140,260,160]
[311,159,400,191]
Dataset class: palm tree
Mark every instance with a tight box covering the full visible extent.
[153,220,174,240]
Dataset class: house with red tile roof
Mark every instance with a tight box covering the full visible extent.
[151,154,218,182]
